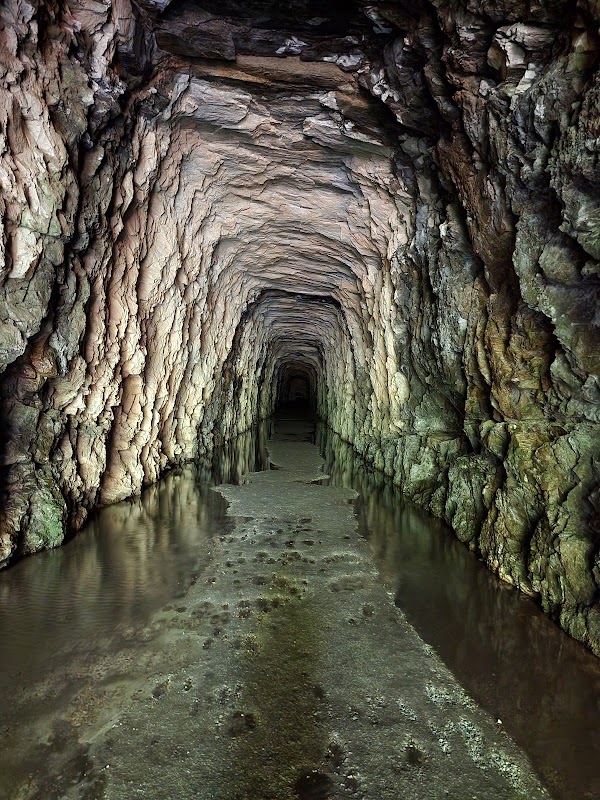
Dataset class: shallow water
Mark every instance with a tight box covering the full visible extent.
[0,416,598,799]
[315,424,600,800]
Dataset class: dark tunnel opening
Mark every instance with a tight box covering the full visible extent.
[286,374,309,403]
[274,364,318,418]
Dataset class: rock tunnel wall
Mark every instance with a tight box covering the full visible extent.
[0,0,599,653]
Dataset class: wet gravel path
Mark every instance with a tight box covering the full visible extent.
[1,429,552,800]
[81,435,549,800]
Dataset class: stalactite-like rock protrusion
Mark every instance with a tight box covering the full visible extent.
[0,0,599,653]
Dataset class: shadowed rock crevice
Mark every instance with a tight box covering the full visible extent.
[0,0,599,654]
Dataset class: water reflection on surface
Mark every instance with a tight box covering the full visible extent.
[201,421,271,485]
[0,468,228,693]
[316,421,600,800]
[0,417,599,800]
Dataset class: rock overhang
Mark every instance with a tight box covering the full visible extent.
[129,61,404,430]
[1,0,600,656]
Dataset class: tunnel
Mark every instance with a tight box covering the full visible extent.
[0,0,600,797]
[279,372,312,407]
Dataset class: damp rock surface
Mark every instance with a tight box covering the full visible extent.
[0,0,599,654]
[7,428,546,800]
[3,420,600,799]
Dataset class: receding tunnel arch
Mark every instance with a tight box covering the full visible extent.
[0,0,598,661]
[211,289,365,441]
[279,370,313,407]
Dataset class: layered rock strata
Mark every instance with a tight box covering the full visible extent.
[0,0,599,653]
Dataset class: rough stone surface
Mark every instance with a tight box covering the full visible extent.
[0,432,554,800]
[0,0,599,653]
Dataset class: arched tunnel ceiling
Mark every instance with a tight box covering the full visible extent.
[124,41,407,450]
[146,63,402,306]
[1,0,600,654]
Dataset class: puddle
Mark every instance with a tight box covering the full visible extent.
[0,412,598,799]
[316,420,600,800]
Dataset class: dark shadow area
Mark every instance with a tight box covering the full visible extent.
[283,374,310,404]
[270,402,319,444]
[275,370,317,416]
[161,0,363,36]
[274,399,315,418]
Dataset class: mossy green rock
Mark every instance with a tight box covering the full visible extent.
[20,472,66,556]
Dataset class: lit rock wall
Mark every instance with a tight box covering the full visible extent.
[0,0,599,653]
[368,0,600,652]
[0,0,405,561]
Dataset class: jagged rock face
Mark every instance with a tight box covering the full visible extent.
[0,0,599,652]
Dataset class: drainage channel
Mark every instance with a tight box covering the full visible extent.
[316,419,600,800]
[0,414,597,799]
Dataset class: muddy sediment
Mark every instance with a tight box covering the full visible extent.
[1,419,595,799]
